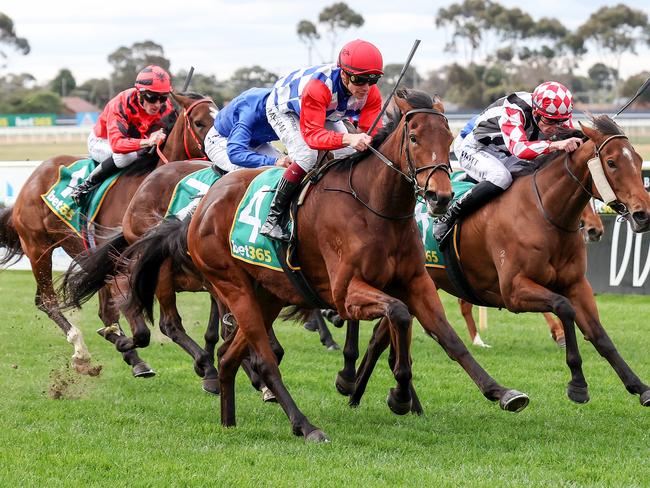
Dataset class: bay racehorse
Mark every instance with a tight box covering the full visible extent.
[0,93,216,376]
[344,115,650,409]
[121,89,530,442]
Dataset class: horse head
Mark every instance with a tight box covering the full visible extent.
[581,117,650,233]
[164,92,217,161]
[580,202,604,243]
[392,89,454,216]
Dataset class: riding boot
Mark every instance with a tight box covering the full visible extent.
[260,176,300,242]
[70,157,119,205]
[433,180,504,246]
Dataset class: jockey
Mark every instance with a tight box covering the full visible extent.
[433,81,583,244]
[70,65,175,203]
[204,87,292,173]
[260,39,384,242]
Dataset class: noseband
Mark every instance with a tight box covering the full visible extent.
[157,98,214,163]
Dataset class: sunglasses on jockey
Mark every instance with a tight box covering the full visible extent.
[344,70,382,86]
[140,91,169,104]
[539,115,570,126]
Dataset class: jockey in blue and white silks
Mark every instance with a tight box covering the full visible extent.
[204,87,292,173]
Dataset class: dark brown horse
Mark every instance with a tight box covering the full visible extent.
[460,202,605,348]
[345,115,650,408]
[122,89,530,442]
[0,93,215,376]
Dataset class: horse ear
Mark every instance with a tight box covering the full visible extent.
[171,91,190,108]
[432,95,445,113]
[393,95,411,115]
[579,122,599,142]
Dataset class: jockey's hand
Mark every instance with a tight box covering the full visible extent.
[550,137,582,153]
[275,155,293,168]
[146,129,167,147]
[343,132,372,151]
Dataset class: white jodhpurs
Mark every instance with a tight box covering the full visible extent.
[203,126,282,173]
[87,132,139,168]
[454,132,519,190]
[265,97,354,172]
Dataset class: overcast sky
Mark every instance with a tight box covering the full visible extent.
[3,0,650,86]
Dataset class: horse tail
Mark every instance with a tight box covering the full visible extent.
[59,232,129,310]
[123,217,191,324]
[0,206,25,267]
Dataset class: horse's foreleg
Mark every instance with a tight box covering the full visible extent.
[349,319,390,407]
[26,243,101,376]
[543,312,566,347]
[335,320,359,396]
[507,276,588,404]
[98,285,154,378]
[407,273,529,412]
[314,311,339,350]
[343,278,413,415]
[459,299,490,347]
[568,279,650,406]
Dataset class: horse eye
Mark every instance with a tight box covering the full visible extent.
[409,135,417,144]
[607,159,616,168]
[195,121,205,129]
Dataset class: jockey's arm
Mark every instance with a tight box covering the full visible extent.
[356,85,383,135]
[500,107,552,160]
[226,113,277,168]
[299,79,347,151]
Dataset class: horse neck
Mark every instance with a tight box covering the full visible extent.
[534,143,594,228]
[161,116,190,162]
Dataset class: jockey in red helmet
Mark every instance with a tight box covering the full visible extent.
[260,39,384,242]
[433,81,583,246]
[70,65,175,204]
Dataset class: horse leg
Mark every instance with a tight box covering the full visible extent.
[156,263,218,394]
[459,299,490,348]
[506,276,588,404]
[568,279,650,406]
[21,241,101,375]
[386,332,423,415]
[350,319,390,407]
[407,273,529,412]
[314,310,339,350]
[97,286,154,378]
[543,312,566,347]
[335,320,359,396]
[342,278,413,416]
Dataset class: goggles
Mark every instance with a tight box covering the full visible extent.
[540,116,569,126]
[345,71,382,86]
[141,91,168,104]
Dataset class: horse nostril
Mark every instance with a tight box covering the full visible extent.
[632,211,650,225]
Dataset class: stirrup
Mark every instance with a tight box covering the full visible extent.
[261,222,290,242]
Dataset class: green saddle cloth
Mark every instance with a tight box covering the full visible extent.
[40,158,121,237]
[164,167,223,220]
[415,171,474,268]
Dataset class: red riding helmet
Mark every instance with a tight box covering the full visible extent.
[134,65,172,93]
[337,39,383,75]
[532,81,573,120]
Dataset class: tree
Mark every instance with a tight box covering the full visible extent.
[297,20,321,65]
[107,40,171,94]
[75,78,111,108]
[0,12,30,66]
[621,72,650,106]
[228,66,278,95]
[587,63,618,90]
[174,69,230,108]
[318,2,364,61]
[14,90,63,113]
[379,63,420,98]
[49,68,76,97]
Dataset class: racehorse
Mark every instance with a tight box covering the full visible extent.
[342,115,650,409]
[460,201,605,348]
[121,89,530,442]
[0,93,216,376]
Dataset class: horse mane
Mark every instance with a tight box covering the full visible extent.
[588,114,624,136]
[330,88,435,173]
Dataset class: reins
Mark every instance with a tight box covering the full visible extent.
[324,108,451,220]
[157,98,214,164]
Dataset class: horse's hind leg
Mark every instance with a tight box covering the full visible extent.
[350,319,389,407]
[314,311,339,350]
[543,312,566,347]
[25,242,101,376]
[459,299,490,347]
[97,286,154,378]
[568,279,650,406]
[335,320,359,396]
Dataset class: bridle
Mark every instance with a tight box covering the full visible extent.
[324,108,452,221]
[157,98,214,163]
[533,133,630,232]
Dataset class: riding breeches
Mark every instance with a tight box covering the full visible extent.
[87,132,138,168]
[265,97,355,172]
[203,126,282,173]
[454,132,537,190]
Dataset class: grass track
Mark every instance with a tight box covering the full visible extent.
[1,270,649,487]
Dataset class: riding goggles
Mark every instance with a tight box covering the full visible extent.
[345,71,382,86]
[540,116,569,126]
[141,91,169,104]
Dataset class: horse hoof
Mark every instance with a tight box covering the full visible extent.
[327,342,340,351]
[567,384,589,404]
[555,336,567,348]
[386,388,411,416]
[303,320,318,332]
[305,429,330,443]
[640,390,650,407]
[261,386,276,403]
[202,377,220,395]
[500,390,529,412]
[132,362,155,378]
[335,374,354,396]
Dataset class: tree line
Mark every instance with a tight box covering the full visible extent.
[1,1,650,114]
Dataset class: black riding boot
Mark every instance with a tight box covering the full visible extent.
[70,157,119,205]
[260,177,300,242]
[433,180,504,246]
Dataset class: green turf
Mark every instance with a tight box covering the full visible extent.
[1,270,649,486]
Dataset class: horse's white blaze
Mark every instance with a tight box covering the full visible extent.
[66,326,91,361]
[622,147,633,162]
[431,151,437,161]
